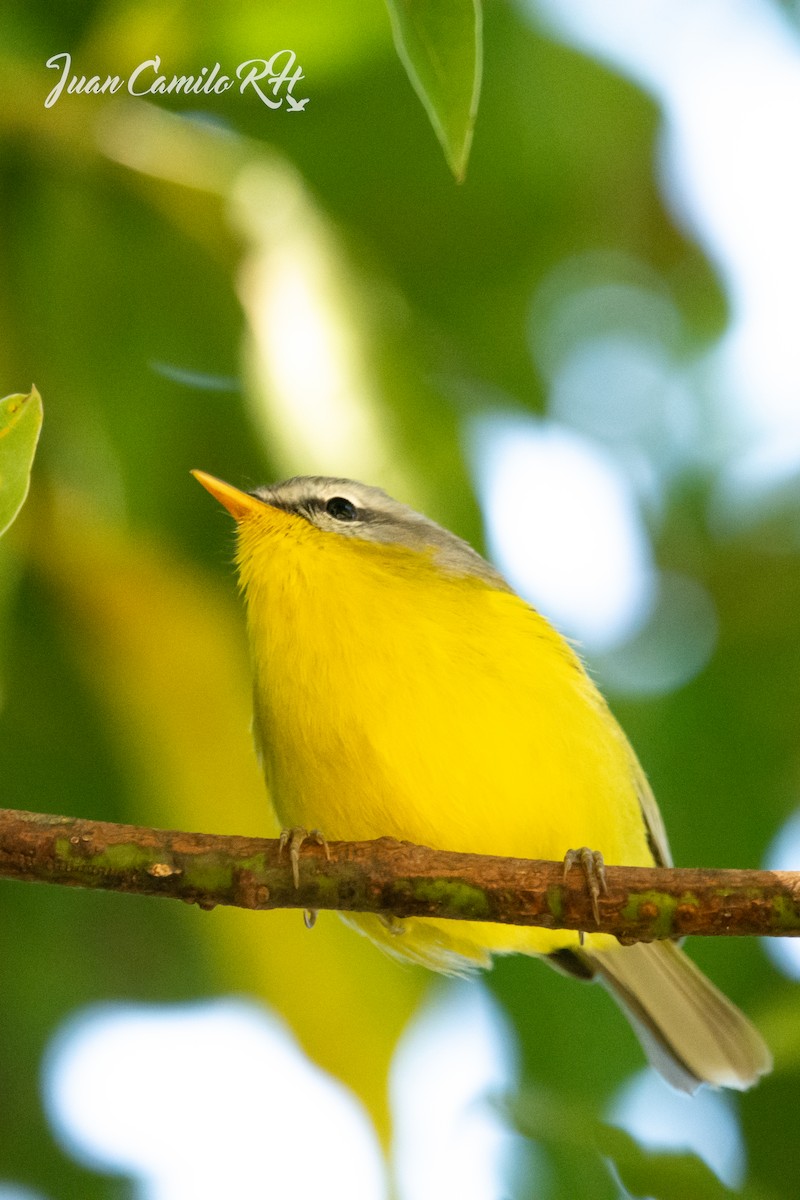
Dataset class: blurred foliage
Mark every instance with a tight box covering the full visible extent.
[0,387,42,536]
[510,1088,771,1200]
[1,2,799,1199]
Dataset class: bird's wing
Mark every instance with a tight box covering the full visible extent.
[627,746,673,868]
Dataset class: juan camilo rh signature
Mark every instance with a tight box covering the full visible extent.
[44,51,309,110]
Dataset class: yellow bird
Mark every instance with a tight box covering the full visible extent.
[194,470,770,1092]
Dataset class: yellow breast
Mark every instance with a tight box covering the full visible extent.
[237,506,654,969]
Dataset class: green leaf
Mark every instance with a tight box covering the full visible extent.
[0,387,43,538]
[510,1088,748,1200]
[385,0,482,181]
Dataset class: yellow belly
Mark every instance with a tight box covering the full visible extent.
[242,527,655,969]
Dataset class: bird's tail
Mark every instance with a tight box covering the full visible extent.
[586,940,771,1092]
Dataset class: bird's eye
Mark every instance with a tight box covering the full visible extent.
[325,496,358,522]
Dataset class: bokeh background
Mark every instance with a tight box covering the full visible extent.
[3,1,800,1196]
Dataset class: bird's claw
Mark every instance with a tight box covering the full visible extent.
[379,913,407,936]
[563,846,608,934]
[279,827,331,889]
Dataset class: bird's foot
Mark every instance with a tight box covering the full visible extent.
[563,846,608,936]
[379,913,407,936]
[278,827,331,889]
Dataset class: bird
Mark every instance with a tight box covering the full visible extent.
[193,469,771,1092]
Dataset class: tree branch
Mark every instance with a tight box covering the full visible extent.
[0,807,798,941]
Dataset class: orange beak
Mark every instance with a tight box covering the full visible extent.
[191,470,265,521]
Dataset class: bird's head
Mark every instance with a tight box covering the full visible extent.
[192,470,508,590]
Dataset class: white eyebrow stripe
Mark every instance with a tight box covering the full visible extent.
[251,476,512,591]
